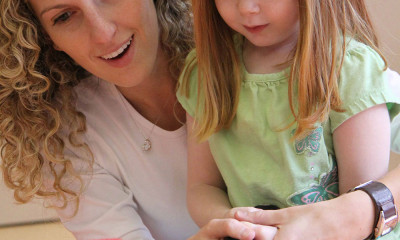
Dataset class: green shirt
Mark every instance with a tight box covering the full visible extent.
[178,36,400,212]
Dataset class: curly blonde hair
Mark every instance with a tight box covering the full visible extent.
[0,0,193,210]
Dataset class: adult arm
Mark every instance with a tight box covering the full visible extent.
[56,161,154,240]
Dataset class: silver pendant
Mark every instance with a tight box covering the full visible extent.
[142,139,151,151]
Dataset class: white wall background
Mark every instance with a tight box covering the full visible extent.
[367,0,400,72]
[0,0,399,227]
[0,175,58,226]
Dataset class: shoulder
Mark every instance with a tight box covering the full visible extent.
[73,76,121,117]
[74,75,115,103]
[179,49,199,87]
[339,38,386,87]
[328,39,400,131]
[70,77,132,174]
[72,75,128,145]
[343,38,385,70]
[180,48,198,81]
[177,49,200,116]
[185,48,197,63]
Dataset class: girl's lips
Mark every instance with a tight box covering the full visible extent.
[244,24,268,34]
[100,35,135,68]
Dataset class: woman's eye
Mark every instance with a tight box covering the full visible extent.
[53,11,72,25]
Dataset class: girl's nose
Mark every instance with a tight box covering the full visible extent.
[88,9,117,44]
[238,0,260,15]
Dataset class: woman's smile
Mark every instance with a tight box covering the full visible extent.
[99,35,136,68]
[100,36,133,60]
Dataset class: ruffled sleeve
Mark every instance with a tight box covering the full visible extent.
[329,40,400,132]
[176,50,201,117]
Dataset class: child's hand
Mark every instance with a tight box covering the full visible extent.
[188,218,277,240]
[224,207,262,219]
[241,221,277,240]
[188,218,255,240]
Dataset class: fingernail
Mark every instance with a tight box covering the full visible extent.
[236,211,247,218]
[249,208,263,212]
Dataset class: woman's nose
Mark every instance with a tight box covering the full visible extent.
[87,8,117,44]
[238,0,260,15]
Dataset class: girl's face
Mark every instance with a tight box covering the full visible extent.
[215,0,299,49]
[28,0,166,88]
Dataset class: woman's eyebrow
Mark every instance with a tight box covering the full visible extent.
[40,4,68,17]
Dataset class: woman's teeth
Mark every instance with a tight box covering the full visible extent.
[101,37,132,60]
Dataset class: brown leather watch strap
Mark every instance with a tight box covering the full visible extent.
[352,181,398,239]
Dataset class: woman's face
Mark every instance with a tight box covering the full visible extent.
[28,0,165,88]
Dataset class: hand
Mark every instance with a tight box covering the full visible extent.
[224,207,261,218]
[234,192,374,240]
[188,218,277,240]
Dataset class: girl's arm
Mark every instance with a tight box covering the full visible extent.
[333,103,391,193]
[234,161,400,240]
[186,113,233,227]
[186,114,279,238]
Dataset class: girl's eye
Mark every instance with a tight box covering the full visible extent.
[53,11,72,25]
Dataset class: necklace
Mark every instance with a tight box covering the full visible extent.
[130,96,172,152]
[133,115,160,152]
[116,83,174,152]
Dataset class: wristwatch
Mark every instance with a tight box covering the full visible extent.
[351,181,398,239]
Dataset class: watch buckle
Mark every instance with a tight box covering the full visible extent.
[374,206,399,238]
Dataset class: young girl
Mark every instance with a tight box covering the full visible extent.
[177,0,400,236]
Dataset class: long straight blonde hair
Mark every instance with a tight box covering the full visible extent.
[182,0,385,141]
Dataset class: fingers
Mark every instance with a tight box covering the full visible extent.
[189,219,255,240]
[255,226,277,240]
[241,222,278,240]
[227,206,262,218]
[234,209,284,226]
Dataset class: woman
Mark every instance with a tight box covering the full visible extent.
[0,0,197,239]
